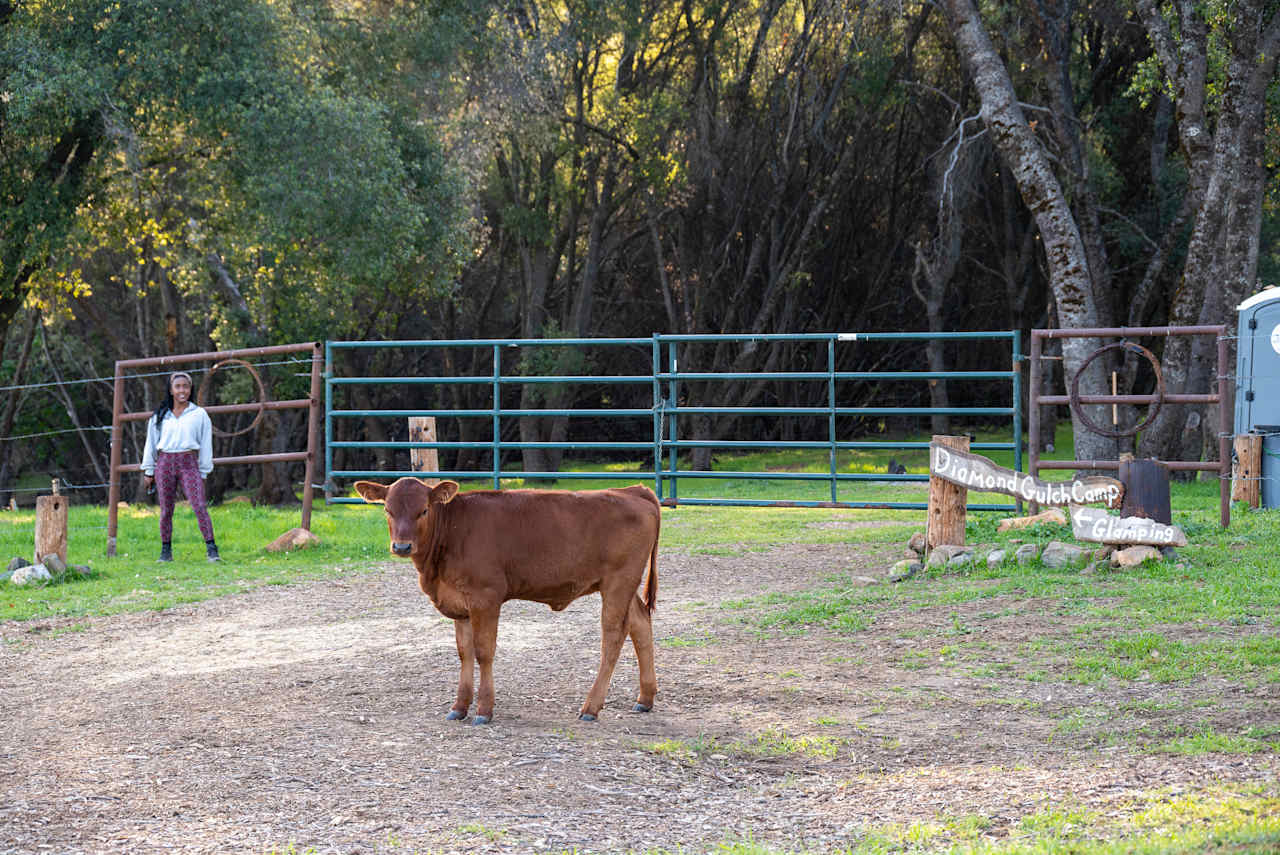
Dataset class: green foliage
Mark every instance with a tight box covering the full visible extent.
[4,0,468,349]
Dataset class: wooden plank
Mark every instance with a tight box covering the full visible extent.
[408,417,440,485]
[1232,434,1262,509]
[927,435,969,548]
[929,443,1123,507]
[1069,504,1187,547]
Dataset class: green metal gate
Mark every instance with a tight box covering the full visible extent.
[325,332,1021,510]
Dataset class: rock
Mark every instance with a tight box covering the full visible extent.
[986,549,1006,569]
[996,507,1068,533]
[6,556,29,573]
[931,544,971,562]
[0,569,11,583]
[1040,541,1091,569]
[1014,544,1040,565]
[41,554,67,577]
[1111,545,1163,568]
[948,552,976,569]
[849,575,881,587]
[266,527,321,552]
[906,532,927,556]
[1081,559,1110,576]
[11,564,52,586]
[887,560,921,582]
[71,565,92,577]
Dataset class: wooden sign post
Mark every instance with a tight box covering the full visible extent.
[34,480,68,564]
[408,417,440,485]
[927,435,970,548]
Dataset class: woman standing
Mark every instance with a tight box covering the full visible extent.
[141,371,220,562]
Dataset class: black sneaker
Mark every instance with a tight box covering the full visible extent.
[206,542,220,562]
[159,543,173,562]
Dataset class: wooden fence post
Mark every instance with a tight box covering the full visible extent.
[34,480,68,564]
[1231,434,1262,509]
[409,417,440,484]
[927,434,969,548]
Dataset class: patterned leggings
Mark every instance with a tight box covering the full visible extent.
[155,451,214,542]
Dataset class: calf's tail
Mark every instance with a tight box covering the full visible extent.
[644,514,659,615]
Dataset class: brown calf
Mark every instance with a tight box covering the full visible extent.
[354,478,660,724]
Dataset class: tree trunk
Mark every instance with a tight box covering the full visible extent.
[1134,0,1280,467]
[943,0,1115,466]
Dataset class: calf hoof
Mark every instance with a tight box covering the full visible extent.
[472,715,491,726]
[578,712,598,722]
[445,710,467,721]
[633,703,652,713]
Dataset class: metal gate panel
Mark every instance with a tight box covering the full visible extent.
[325,332,1021,510]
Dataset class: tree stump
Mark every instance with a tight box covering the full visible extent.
[34,485,68,564]
[927,434,969,548]
[409,417,440,485]
[1118,458,1172,524]
[1232,434,1262,509]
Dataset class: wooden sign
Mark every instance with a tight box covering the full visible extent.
[929,444,1123,507]
[1069,504,1187,547]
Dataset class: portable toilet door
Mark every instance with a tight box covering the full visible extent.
[1236,287,1280,507]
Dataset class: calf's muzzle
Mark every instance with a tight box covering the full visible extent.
[392,541,413,556]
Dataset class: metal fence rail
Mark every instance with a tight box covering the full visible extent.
[325,332,1021,510]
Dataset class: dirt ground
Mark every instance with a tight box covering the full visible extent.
[1,540,1276,854]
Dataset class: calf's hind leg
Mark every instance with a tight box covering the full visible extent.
[447,618,474,721]
[628,594,657,712]
[579,585,634,721]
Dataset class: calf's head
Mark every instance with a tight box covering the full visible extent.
[354,478,460,556]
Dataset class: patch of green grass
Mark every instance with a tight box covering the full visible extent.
[639,726,848,763]
[660,635,716,648]
[1153,725,1276,755]
[636,787,1280,854]
[0,501,392,620]
[1066,633,1280,684]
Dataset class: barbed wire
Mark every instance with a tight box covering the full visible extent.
[0,426,112,442]
[0,356,314,394]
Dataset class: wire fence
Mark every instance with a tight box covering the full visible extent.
[4,345,1280,509]
[0,355,319,505]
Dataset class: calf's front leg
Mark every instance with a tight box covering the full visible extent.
[469,607,501,725]
[447,618,474,721]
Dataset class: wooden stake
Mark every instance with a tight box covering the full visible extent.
[927,434,969,549]
[408,417,440,485]
[1231,434,1262,509]
[1111,371,1118,426]
[34,487,68,564]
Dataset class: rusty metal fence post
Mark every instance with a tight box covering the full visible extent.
[1027,326,1230,529]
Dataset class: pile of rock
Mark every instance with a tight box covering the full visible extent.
[884,532,1182,582]
[2,554,92,586]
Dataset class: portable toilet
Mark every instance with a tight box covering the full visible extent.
[1236,287,1280,507]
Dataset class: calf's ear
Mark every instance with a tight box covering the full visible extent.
[431,480,460,505]
[354,481,389,503]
